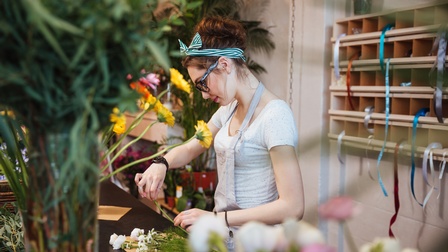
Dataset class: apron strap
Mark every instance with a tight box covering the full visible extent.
[231,83,265,149]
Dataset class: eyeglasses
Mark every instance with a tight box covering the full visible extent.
[195,61,219,92]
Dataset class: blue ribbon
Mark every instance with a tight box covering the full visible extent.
[376,58,391,197]
[411,107,430,206]
[379,24,394,75]
[179,32,246,61]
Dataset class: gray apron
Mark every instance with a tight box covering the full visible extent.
[214,83,264,250]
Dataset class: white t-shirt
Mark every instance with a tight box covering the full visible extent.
[211,99,298,209]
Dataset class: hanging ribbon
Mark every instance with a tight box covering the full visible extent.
[410,107,430,206]
[365,135,376,180]
[433,25,447,123]
[421,142,442,208]
[389,140,405,238]
[333,33,346,80]
[438,151,448,199]
[346,51,361,110]
[379,24,394,75]
[376,58,391,197]
[364,106,375,134]
[337,130,346,165]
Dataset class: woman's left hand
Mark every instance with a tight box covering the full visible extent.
[173,208,211,232]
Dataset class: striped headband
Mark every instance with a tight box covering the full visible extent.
[178,32,246,61]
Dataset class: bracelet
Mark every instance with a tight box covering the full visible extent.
[224,210,233,238]
[152,156,169,171]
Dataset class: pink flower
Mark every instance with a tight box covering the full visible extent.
[318,196,361,221]
[139,73,160,92]
[302,244,337,252]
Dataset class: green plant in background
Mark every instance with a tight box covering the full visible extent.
[0,203,24,252]
[0,0,182,250]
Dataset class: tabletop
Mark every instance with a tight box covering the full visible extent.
[98,180,173,251]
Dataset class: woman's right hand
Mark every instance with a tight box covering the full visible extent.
[134,164,167,200]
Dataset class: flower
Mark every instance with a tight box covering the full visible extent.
[156,103,175,127]
[302,244,337,252]
[282,218,325,249]
[188,214,227,252]
[110,234,126,250]
[109,108,126,135]
[194,120,212,148]
[318,196,362,221]
[359,237,401,252]
[130,228,145,241]
[139,71,160,92]
[235,221,287,252]
[170,68,191,94]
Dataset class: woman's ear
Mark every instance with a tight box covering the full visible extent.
[218,57,232,74]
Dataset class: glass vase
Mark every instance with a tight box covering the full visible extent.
[23,132,99,251]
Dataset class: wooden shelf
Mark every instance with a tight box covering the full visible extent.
[329,1,448,160]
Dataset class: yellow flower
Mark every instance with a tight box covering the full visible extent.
[157,104,175,127]
[194,120,212,148]
[113,120,126,135]
[141,93,158,110]
[110,108,126,134]
[170,68,191,94]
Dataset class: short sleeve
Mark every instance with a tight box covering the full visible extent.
[262,100,298,150]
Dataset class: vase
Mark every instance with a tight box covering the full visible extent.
[23,132,99,251]
[353,0,371,15]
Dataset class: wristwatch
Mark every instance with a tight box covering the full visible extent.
[152,156,169,171]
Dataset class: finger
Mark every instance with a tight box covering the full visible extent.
[134,173,142,184]
[149,180,161,200]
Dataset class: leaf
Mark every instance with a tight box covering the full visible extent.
[146,40,171,72]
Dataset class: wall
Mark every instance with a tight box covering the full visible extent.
[255,0,448,251]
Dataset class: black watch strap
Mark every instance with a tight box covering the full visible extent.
[152,156,169,171]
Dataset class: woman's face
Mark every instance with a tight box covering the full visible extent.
[187,62,234,106]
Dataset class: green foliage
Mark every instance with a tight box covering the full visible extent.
[0,204,24,252]
[0,0,177,135]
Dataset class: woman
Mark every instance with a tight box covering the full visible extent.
[135,16,304,248]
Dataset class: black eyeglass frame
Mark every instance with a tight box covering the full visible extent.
[195,60,219,92]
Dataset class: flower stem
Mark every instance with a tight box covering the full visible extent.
[153,201,188,235]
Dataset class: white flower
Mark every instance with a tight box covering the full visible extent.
[282,218,325,248]
[109,233,118,245]
[359,237,401,252]
[112,235,126,250]
[189,214,228,252]
[402,248,419,252]
[131,228,144,241]
[235,221,287,252]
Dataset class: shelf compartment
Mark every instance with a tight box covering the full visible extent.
[389,125,409,143]
[347,46,362,61]
[428,128,448,147]
[374,97,386,113]
[392,69,412,87]
[395,10,415,29]
[409,98,431,115]
[411,68,432,87]
[408,127,429,147]
[360,70,376,86]
[345,121,360,137]
[362,17,379,33]
[414,7,435,27]
[434,5,448,24]
[348,20,363,35]
[429,97,448,118]
[394,40,413,58]
[412,38,435,57]
[361,44,377,60]
[391,97,410,115]
[345,96,360,111]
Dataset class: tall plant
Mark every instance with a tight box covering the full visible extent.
[0,0,181,250]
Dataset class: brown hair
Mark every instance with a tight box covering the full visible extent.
[182,16,247,71]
